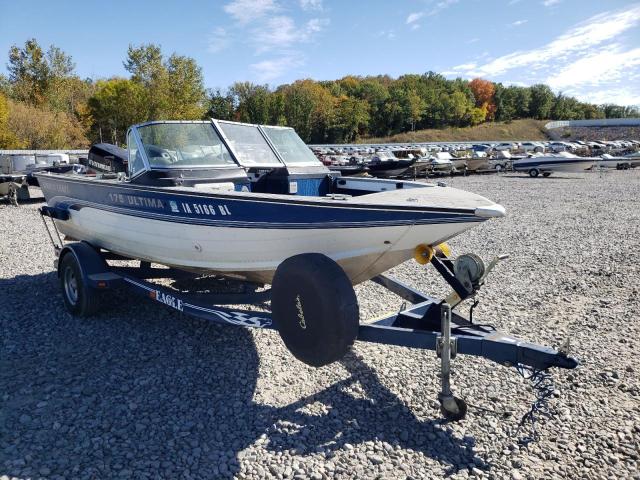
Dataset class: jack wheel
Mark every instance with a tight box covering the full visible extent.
[439,396,468,421]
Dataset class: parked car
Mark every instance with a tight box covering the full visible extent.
[520,142,545,153]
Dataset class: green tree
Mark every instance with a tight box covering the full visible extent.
[402,89,425,131]
[330,96,370,142]
[87,78,146,145]
[279,80,334,143]
[205,88,235,120]
[7,39,51,105]
[529,84,554,119]
[229,82,272,124]
[124,43,169,119]
[443,91,473,127]
[166,54,206,119]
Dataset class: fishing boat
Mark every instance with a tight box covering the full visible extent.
[36,120,505,285]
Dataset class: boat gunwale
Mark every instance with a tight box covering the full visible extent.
[34,172,481,215]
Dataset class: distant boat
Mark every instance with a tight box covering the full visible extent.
[512,152,595,177]
[367,151,417,178]
[595,154,632,170]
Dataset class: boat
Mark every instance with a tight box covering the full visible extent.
[428,152,455,175]
[324,156,368,176]
[465,152,491,172]
[595,154,632,170]
[391,149,431,178]
[36,120,505,285]
[512,152,596,177]
[366,150,417,178]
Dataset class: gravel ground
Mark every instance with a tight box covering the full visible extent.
[1,170,639,479]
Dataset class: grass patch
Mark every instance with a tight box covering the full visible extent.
[359,119,550,143]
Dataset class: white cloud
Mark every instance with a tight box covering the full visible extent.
[453,5,640,77]
[447,5,640,105]
[250,55,303,81]
[542,0,562,6]
[376,29,396,40]
[406,0,458,27]
[252,16,328,53]
[426,0,459,16]
[510,19,528,27]
[406,12,424,24]
[547,45,640,90]
[508,0,523,5]
[577,87,640,106]
[207,27,230,53]
[453,62,477,71]
[299,0,322,10]
[223,0,278,24]
[466,37,479,44]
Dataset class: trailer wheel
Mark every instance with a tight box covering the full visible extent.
[529,168,540,178]
[272,253,359,367]
[59,253,101,317]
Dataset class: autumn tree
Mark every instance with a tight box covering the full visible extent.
[0,92,23,148]
[7,98,88,148]
[468,78,496,121]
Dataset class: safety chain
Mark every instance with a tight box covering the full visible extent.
[513,365,557,445]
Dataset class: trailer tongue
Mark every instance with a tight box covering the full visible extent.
[41,205,578,433]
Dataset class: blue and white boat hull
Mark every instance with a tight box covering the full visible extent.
[37,174,503,284]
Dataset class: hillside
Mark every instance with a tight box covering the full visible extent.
[359,119,550,143]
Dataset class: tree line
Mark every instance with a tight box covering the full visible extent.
[1,38,638,149]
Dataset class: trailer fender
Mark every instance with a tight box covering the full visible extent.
[57,242,116,289]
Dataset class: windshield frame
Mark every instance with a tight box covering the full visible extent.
[128,120,239,175]
[259,124,322,167]
[212,119,284,168]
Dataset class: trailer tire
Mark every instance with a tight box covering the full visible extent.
[59,252,101,317]
[272,253,359,367]
[529,168,540,178]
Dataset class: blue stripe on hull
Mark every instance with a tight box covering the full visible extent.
[38,175,482,230]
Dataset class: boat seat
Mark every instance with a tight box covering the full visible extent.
[251,169,333,196]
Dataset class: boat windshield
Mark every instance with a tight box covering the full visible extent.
[216,122,282,167]
[136,123,235,168]
[261,126,320,165]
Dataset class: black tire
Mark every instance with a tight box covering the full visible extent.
[59,253,101,317]
[529,168,540,178]
[542,172,551,177]
[271,253,359,367]
[440,397,468,421]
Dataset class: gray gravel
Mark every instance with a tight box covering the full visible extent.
[1,170,639,479]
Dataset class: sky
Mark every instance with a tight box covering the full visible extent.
[1,0,639,105]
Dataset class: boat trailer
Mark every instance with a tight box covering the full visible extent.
[40,205,578,428]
